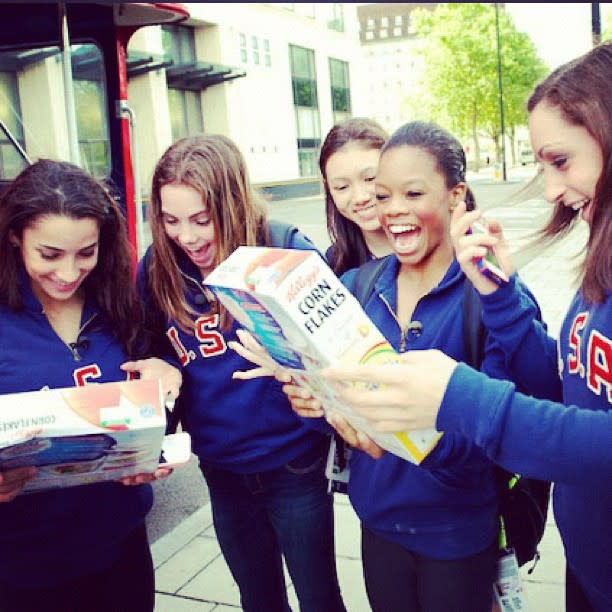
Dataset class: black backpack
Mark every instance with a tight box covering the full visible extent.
[351,256,551,570]
[267,219,315,250]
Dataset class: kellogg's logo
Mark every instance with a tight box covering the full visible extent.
[286,266,320,302]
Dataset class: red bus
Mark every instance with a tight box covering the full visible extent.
[0,2,189,265]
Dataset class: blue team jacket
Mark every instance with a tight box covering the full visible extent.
[137,235,329,473]
[0,269,153,587]
[340,256,532,560]
[439,277,612,610]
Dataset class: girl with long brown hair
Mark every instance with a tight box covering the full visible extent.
[320,117,391,275]
[0,159,180,612]
[138,134,346,612]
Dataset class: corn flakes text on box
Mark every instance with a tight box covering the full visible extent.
[205,246,442,464]
[0,378,166,493]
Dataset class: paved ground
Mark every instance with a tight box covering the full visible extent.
[150,171,588,611]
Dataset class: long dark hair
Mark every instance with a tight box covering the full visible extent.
[0,159,143,356]
[148,134,268,331]
[319,117,388,275]
[382,121,476,208]
[527,41,612,303]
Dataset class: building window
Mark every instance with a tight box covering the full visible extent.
[327,4,344,32]
[366,18,375,29]
[73,75,109,178]
[252,36,260,65]
[365,31,374,41]
[381,16,389,27]
[329,58,351,124]
[393,27,402,37]
[289,44,320,177]
[239,33,247,63]
[264,39,271,67]
[380,29,388,39]
[0,43,110,179]
[395,15,403,26]
[167,89,203,141]
[162,25,204,141]
[162,24,196,65]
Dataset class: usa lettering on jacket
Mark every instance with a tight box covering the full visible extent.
[566,311,612,402]
[166,314,227,366]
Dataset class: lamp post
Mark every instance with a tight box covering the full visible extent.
[494,2,507,181]
[592,3,601,46]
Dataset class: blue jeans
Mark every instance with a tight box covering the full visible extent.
[200,441,346,612]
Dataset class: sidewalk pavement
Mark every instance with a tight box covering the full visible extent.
[151,197,589,611]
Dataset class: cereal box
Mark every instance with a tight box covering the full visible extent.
[0,378,166,493]
[205,246,442,463]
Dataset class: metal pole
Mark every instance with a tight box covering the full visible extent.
[592,3,601,47]
[58,3,81,165]
[495,3,507,181]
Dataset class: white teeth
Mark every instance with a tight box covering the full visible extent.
[569,199,588,211]
[388,224,417,234]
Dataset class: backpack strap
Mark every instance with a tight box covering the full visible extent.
[267,219,298,248]
[351,255,392,307]
[461,278,487,369]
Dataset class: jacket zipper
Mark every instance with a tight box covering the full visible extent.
[67,313,98,361]
[379,293,411,353]
[180,270,211,304]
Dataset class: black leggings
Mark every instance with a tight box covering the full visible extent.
[566,564,595,612]
[361,525,497,612]
[0,524,154,612]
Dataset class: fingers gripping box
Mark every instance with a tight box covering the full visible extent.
[0,378,166,493]
[205,247,442,463]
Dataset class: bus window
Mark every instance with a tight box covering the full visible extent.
[0,42,110,180]
[0,71,27,179]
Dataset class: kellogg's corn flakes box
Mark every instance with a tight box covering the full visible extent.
[205,246,442,463]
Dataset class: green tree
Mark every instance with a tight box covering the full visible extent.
[603,9,612,41]
[408,3,547,171]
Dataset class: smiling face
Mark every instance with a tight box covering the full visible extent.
[529,101,603,225]
[17,214,99,308]
[324,142,382,232]
[160,183,217,278]
[375,145,462,271]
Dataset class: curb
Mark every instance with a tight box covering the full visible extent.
[152,502,212,569]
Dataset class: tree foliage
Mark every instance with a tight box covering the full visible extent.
[405,3,548,169]
[603,9,612,41]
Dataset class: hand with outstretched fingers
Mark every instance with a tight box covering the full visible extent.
[229,329,292,383]
[321,350,458,433]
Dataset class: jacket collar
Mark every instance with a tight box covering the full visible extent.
[376,256,464,307]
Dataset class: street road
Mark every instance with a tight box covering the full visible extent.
[146,169,546,543]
